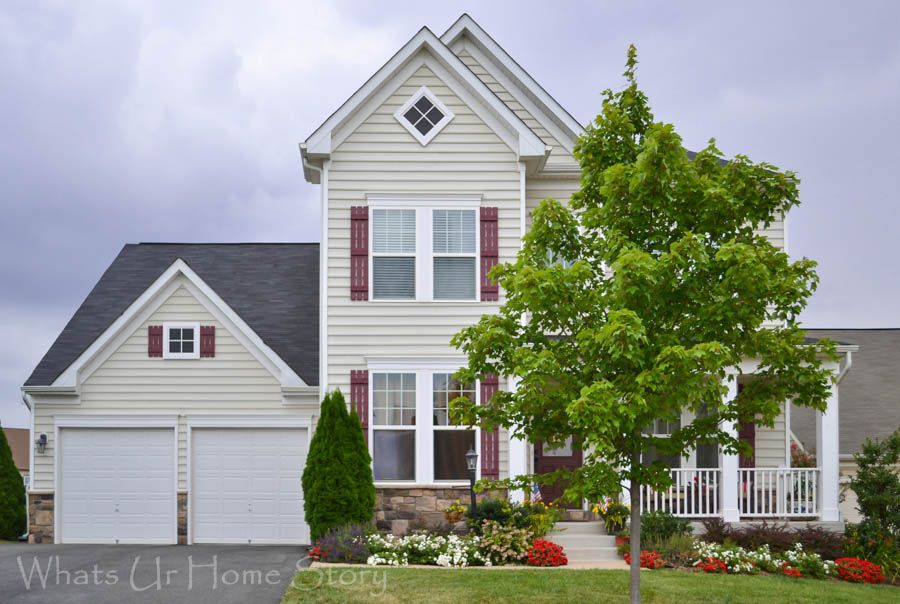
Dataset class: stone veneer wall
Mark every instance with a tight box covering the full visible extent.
[177,492,188,544]
[28,493,54,543]
[374,487,505,534]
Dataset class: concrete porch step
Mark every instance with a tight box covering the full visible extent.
[552,521,609,535]
[559,546,621,562]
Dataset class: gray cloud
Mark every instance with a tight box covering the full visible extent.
[2,1,898,427]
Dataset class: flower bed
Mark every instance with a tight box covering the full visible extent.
[614,538,886,584]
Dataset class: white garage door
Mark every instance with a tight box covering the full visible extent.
[191,428,308,544]
[60,428,176,544]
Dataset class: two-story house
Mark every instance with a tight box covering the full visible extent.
[22,14,850,544]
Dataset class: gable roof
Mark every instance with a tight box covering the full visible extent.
[2,428,29,472]
[441,14,585,144]
[301,23,548,183]
[792,328,900,456]
[25,243,319,387]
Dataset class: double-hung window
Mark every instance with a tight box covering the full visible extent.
[432,373,476,480]
[369,367,480,483]
[372,372,417,480]
[643,417,681,468]
[432,210,477,300]
[368,202,480,301]
[371,209,416,300]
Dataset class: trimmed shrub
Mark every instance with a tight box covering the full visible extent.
[849,427,900,536]
[0,423,26,540]
[302,391,375,539]
[479,520,533,565]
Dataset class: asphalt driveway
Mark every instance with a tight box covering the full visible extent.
[0,543,311,604]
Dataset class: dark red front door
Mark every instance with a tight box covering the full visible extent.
[534,437,582,508]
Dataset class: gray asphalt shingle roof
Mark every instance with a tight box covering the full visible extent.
[25,243,319,387]
[793,328,900,455]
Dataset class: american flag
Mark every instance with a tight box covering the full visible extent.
[531,482,542,502]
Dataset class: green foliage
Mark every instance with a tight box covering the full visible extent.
[640,511,692,542]
[0,423,26,540]
[643,533,695,566]
[848,428,900,535]
[845,522,900,584]
[450,45,837,511]
[302,391,375,539]
[465,498,512,528]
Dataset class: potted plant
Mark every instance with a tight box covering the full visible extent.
[443,500,466,524]
[601,501,630,534]
[615,527,630,547]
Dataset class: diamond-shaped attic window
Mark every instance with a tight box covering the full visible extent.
[394,86,454,145]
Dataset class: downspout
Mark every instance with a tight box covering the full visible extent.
[22,391,33,541]
[835,350,853,385]
[300,145,327,402]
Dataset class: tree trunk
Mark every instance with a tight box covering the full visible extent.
[629,454,641,604]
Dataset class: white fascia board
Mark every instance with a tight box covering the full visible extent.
[302,27,544,166]
[441,15,585,141]
[461,40,578,156]
[51,259,306,389]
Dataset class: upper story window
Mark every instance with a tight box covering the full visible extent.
[394,86,454,146]
[369,204,479,302]
[432,210,476,300]
[163,322,200,359]
[372,209,416,300]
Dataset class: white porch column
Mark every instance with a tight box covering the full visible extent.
[817,362,841,521]
[506,376,528,504]
[720,377,740,522]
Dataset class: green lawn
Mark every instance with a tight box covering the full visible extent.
[281,567,897,604]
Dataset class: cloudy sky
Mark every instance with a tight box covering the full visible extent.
[2,0,898,428]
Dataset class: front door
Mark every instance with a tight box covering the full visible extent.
[534,437,582,508]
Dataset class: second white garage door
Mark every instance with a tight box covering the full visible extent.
[191,428,308,544]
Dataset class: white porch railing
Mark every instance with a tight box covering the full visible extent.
[738,468,819,518]
[638,469,721,517]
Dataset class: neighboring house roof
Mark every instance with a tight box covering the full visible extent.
[25,243,319,387]
[793,329,900,456]
[3,428,29,473]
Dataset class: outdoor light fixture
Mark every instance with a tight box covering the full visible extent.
[36,433,47,454]
[465,447,478,522]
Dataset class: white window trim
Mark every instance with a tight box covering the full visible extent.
[368,367,481,486]
[368,205,480,302]
[163,322,201,359]
[393,86,454,146]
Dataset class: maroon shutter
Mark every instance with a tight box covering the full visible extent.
[351,370,369,444]
[480,207,499,301]
[199,326,215,358]
[148,325,163,357]
[350,206,369,300]
[480,373,500,479]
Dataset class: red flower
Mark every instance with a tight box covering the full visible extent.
[835,558,884,584]
[526,539,567,567]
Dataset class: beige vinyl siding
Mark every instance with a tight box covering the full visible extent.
[31,284,318,492]
[327,62,520,478]
[753,407,787,468]
[525,177,580,226]
[456,48,575,167]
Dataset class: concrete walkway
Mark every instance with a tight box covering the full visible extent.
[0,543,310,604]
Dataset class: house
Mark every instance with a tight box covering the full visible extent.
[23,14,851,544]
[299,14,851,532]
[22,244,320,544]
[3,427,30,488]
[792,329,900,523]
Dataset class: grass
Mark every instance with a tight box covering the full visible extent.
[280,567,897,603]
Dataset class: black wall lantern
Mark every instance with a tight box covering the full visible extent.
[35,433,47,454]
[465,447,478,522]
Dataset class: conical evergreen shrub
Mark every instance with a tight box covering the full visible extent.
[0,423,26,540]
[302,390,375,540]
